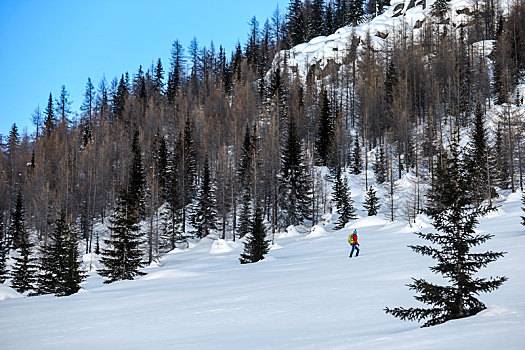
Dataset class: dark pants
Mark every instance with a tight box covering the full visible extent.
[349,244,360,257]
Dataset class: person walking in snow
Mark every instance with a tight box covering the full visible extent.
[348,229,360,258]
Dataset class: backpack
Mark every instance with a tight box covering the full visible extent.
[348,234,355,244]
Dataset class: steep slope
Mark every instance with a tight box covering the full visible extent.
[274,0,482,78]
[1,190,523,349]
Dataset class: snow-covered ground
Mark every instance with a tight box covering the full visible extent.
[1,190,524,349]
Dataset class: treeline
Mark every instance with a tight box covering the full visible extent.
[0,0,524,292]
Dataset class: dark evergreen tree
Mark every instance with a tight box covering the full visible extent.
[287,0,305,46]
[239,205,270,264]
[348,0,365,26]
[172,117,197,235]
[99,131,146,283]
[111,74,129,120]
[37,207,84,296]
[325,1,335,35]
[43,93,56,137]
[309,0,326,39]
[352,135,362,175]
[55,85,72,125]
[333,167,357,230]
[385,141,507,327]
[374,145,387,184]
[192,158,218,238]
[10,191,37,293]
[494,124,510,189]
[465,98,494,204]
[8,189,25,250]
[366,0,390,16]
[129,130,146,219]
[363,186,380,216]
[80,78,95,146]
[316,88,334,166]
[238,125,255,238]
[431,0,450,20]
[153,58,164,92]
[278,114,312,228]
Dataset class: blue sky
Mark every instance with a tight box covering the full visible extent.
[0,0,290,137]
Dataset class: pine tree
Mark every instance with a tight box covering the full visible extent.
[431,0,450,20]
[192,158,218,239]
[238,125,255,238]
[287,0,305,46]
[374,145,387,184]
[348,0,365,26]
[363,186,380,216]
[43,93,55,137]
[316,88,334,166]
[333,167,357,230]
[56,85,72,125]
[352,135,362,175]
[465,98,494,204]
[385,141,507,327]
[10,191,37,293]
[494,124,510,189]
[99,131,146,283]
[239,205,270,264]
[279,114,312,228]
[37,207,84,296]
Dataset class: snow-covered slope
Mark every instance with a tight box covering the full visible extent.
[1,190,524,349]
[275,0,477,78]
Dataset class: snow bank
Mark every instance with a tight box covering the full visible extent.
[0,284,22,300]
[209,239,235,254]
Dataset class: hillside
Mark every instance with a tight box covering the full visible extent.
[1,0,525,347]
[1,187,523,349]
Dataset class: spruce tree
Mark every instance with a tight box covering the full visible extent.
[333,167,357,230]
[43,93,55,137]
[279,114,312,228]
[363,186,380,216]
[352,135,362,175]
[37,207,84,296]
[465,98,494,204]
[99,131,146,283]
[239,205,270,264]
[287,0,305,46]
[10,191,37,293]
[237,125,255,238]
[431,0,450,20]
[374,145,387,184]
[385,141,507,327]
[316,88,334,166]
[192,158,218,239]
[348,0,365,26]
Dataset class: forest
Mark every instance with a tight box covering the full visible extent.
[0,0,524,299]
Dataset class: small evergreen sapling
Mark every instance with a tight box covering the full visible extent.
[10,191,37,293]
[333,167,357,230]
[239,206,270,264]
[363,186,380,216]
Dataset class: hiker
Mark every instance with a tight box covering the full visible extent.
[348,229,360,258]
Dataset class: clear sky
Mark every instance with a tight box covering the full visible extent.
[0,0,290,137]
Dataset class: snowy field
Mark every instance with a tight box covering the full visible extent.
[1,191,524,349]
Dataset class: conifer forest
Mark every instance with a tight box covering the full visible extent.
[1,0,525,338]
